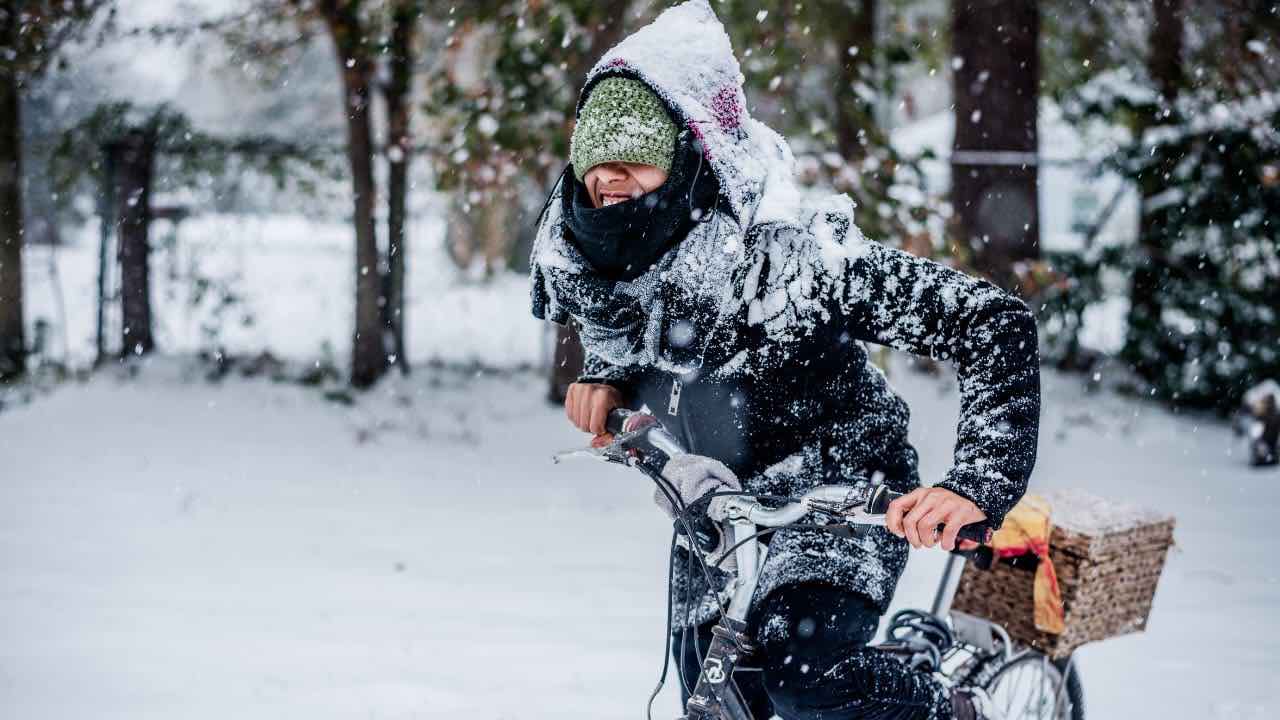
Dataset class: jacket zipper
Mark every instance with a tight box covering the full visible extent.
[669,375,698,452]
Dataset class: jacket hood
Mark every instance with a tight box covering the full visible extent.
[529,0,852,374]
[580,0,794,224]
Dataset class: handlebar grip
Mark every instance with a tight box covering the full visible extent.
[950,544,995,570]
[867,486,993,545]
[605,408,633,435]
[952,522,994,545]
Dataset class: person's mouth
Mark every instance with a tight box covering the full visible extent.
[601,193,630,207]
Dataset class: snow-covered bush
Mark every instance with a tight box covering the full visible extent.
[1064,74,1280,410]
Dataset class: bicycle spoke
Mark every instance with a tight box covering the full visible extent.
[985,651,1073,720]
[1034,655,1049,718]
[1005,660,1028,716]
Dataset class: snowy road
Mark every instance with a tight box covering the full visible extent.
[2,359,1276,718]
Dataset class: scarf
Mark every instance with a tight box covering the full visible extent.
[531,173,749,375]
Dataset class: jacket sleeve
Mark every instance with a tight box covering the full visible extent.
[576,350,641,408]
[825,238,1041,529]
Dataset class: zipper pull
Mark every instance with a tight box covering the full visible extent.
[668,378,682,416]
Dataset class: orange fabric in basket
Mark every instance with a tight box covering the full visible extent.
[989,494,1066,635]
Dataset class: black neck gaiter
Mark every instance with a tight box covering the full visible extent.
[562,134,721,281]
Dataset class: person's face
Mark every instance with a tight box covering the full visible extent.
[583,162,669,209]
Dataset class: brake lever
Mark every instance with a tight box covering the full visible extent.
[551,446,626,465]
[551,426,653,465]
[801,485,885,528]
[801,487,885,538]
[843,503,889,527]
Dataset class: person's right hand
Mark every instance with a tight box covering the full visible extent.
[565,382,625,437]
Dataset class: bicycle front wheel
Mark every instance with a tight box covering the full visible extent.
[982,652,1084,720]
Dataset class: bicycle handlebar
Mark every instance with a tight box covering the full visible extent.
[606,408,685,459]
[723,484,992,545]
[604,408,631,435]
[603,408,992,546]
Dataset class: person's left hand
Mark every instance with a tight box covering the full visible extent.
[886,486,987,551]
[653,454,742,521]
[653,454,743,572]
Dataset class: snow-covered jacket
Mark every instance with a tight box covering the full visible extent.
[530,0,1040,625]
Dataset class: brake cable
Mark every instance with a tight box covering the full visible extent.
[645,528,679,720]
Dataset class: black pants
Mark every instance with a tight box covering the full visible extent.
[674,583,951,720]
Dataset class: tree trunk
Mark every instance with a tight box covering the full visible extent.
[550,322,585,404]
[546,0,635,395]
[95,144,115,365]
[950,0,1040,291]
[323,7,387,388]
[384,0,418,376]
[829,0,877,162]
[1149,0,1185,100]
[0,65,24,380]
[111,130,156,358]
[565,0,633,88]
[1125,0,1183,378]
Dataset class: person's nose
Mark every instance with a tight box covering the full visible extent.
[598,163,628,185]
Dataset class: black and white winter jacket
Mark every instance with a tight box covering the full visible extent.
[530,0,1040,626]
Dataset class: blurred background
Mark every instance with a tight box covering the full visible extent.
[0,1,1277,718]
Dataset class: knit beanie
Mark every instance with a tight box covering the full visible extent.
[570,77,678,181]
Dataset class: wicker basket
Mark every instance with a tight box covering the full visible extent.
[949,489,1176,659]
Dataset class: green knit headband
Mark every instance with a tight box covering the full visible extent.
[570,77,678,181]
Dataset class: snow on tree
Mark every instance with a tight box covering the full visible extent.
[1047,0,1280,410]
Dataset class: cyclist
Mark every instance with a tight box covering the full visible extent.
[530,3,1039,718]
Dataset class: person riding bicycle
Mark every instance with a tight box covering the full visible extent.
[530,3,1040,718]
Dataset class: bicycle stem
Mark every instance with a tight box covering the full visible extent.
[725,519,762,622]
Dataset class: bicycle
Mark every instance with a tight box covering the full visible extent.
[554,408,1084,720]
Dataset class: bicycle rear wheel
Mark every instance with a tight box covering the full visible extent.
[982,652,1083,720]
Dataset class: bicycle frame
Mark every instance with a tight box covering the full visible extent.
[678,494,825,719]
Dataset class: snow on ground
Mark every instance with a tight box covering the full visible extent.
[2,358,1277,719]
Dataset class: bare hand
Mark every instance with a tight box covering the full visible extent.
[565,382,624,438]
[886,487,987,552]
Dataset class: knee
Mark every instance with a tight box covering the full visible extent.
[760,647,823,716]
[753,584,884,717]
[764,646,932,720]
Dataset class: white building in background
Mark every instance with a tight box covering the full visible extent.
[890,103,1139,255]
[889,103,1138,355]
